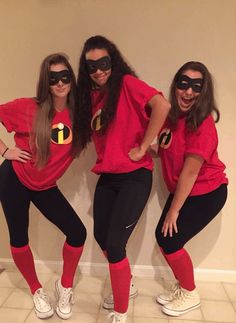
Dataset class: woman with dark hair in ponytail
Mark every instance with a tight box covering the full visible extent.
[155,61,228,317]
[75,35,170,323]
[0,53,86,320]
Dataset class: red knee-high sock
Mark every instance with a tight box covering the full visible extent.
[163,248,195,291]
[160,247,178,280]
[109,257,131,313]
[11,245,41,294]
[61,242,84,288]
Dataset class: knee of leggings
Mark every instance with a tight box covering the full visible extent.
[158,240,183,254]
[155,231,183,254]
[67,226,87,247]
[106,244,126,263]
[10,236,28,248]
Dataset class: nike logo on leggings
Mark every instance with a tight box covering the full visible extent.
[125,221,137,229]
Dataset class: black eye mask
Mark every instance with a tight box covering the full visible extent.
[49,70,71,85]
[177,75,203,93]
[86,56,111,74]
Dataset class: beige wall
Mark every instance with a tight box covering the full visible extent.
[0,0,236,274]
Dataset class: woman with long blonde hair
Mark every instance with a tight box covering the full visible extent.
[0,53,86,320]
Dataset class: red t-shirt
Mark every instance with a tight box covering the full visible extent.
[158,115,228,196]
[0,98,73,190]
[91,74,162,174]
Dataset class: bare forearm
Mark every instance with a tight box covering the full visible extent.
[140,95,170,152]
[169,155,203,212]
[170,171,198,212]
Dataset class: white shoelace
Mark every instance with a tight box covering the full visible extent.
[34,289,51,310]
[59,287,74,308]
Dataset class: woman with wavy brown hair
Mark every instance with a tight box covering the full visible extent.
[75,35,170,323]
[0,53,86,320]
[155,61,228,317]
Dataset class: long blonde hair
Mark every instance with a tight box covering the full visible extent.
[32,53,77,168]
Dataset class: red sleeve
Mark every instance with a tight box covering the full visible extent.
[185,115,218,162]
[0,98,36,133]
[122,74,163,110]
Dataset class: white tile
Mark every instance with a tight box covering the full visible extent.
[201,299,236,322]
[0,307,30,323]
[196,281,229,301]
[168,307,203,321]
[223,283,236,302]
[96,313,107,323]
[0,287,14,305]
[45,273,60,291]
[73,292,102,314]
[135,277,165,297]
[65,312,97,323]
[134,317,168,323]
[0,271,23,288]
[233,302,236,311]
[24,309,61,322]
[169,320,204,323]
[74,275,105,294]
[2,288,33,309]
[133,295,167,318]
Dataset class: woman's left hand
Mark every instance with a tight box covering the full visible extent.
[161,209,179,237]
[128,146,146,161]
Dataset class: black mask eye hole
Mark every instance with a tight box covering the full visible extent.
[88,64,96,70]
[50,77,57,83]
[100,61,108,68]
[192,83,202,92]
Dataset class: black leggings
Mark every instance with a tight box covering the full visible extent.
[93,168,152,263]
[0,160,86,247]
[156,184,227,254]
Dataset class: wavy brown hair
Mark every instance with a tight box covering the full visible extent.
[169,61,220,130]
[32,53,77,168]
[74,35,137,149]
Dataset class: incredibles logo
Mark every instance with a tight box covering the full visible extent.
[51,123,72,144]
[91,109,104,131]
[159,128,172,149]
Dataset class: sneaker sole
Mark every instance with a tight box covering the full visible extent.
[103,290,138,310]
[162,302,200,316]
[156,296,172,305]
[35,308,54,319]
[56,306,72,320]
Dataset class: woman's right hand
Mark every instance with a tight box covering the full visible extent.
[3,147,32,163]
[161,209,179,237]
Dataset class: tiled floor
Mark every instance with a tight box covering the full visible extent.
[0,269,236,322]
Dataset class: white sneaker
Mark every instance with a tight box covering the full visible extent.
[55,279,74,319]
[108,311,127,323]
[162,288,200,316]
[33,288,54,319]
[103,278,138,310]
[156,282,181,305]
